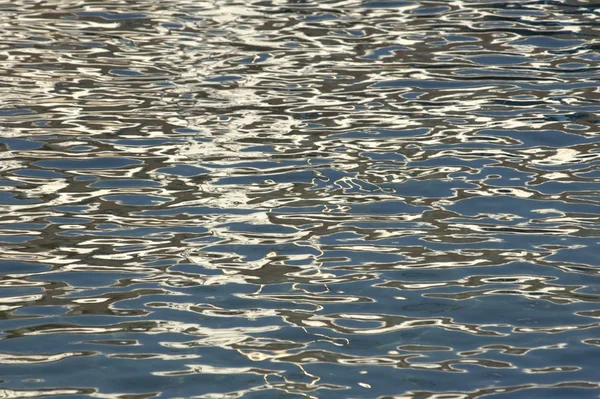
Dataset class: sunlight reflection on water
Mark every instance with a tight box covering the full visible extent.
[0,0,600,398]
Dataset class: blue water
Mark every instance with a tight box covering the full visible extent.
[0,1,599,398]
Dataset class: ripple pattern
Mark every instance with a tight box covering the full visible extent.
[1,1,600,398]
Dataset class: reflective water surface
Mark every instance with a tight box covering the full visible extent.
[1,0,600,398]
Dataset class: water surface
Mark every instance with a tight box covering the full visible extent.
[1,0,600,398]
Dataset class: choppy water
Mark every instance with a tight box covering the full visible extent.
[1,0,600,398]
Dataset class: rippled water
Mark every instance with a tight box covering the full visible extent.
[1,0,600,398]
